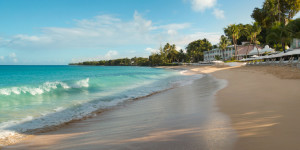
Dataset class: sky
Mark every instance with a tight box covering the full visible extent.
[0,0,294,65]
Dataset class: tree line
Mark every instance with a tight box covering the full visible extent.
[70,39,213,66]
[70,0,300,66]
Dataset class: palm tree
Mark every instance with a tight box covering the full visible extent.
[267,22,291,53]
[241,24,253,58]
[251,22,262,55]
[219,35,230,61]
[168,44,179,63]
[224,24,241,59]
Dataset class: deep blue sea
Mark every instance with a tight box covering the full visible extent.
[0,65,201,139]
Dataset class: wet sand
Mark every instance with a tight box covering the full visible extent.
[4,74,236,150]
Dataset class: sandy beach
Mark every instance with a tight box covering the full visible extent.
[213,66,300,150]
[3,64,300,150]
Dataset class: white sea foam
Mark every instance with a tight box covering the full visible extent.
[180,70,187,75]
[73,78,89,88]
[0,78,89,96]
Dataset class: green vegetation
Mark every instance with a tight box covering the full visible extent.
[219,35,231,61]
[186,39,212,62]
[70,0,300,66]
[267,22,292,53]
[224,24,241,57]
[69,57,150,66]
[251,0,300,45]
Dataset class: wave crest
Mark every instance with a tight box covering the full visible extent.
[0,78,89,96]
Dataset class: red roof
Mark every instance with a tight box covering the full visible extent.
[237,45,262,55]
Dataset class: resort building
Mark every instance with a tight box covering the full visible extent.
[203,43,264,61]
[203,45,235,61]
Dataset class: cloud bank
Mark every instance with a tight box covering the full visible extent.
[0,53,18,63]
[1,11,221,63]
[3,11,196,50]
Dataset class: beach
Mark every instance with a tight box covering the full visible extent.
[4,70,236,150]
[3,65,300,150]
[213,66,300,150]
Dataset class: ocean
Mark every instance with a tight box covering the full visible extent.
[0,65,202,140]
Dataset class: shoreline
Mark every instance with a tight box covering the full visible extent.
[0,79,186,147]
[3,67,236,150]
[164,64,300,149]
[0,67,203,147]
[3,64,300,149]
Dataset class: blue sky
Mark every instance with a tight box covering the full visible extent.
[0,0,286,65]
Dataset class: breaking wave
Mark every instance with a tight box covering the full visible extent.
[0,78,89,96]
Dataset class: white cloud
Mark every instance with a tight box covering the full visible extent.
[3,11,191,50]
[145,47,159,54]
[71,50,119,63]
[9,52,16,58]
[0,56,4,61]
[104,50,118,59]
[167,29,178,35]
[166,32,221,49]
[188,0,225,19]
[7,52,18,63]
[2,11,221,62]
[213,8,225,19]
[129,50,136,53]
[190,0,217,12]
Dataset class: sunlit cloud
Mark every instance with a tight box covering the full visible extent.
[145,47,159,54]
[71,50,119,63]
[2,11,192,50]
[188,0,225,20]
[213,8,225,19]
[190,0,217,12]
[1,11,220,63]
[9,52,18,63]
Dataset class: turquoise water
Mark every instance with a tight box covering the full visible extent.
[0,65,201,138]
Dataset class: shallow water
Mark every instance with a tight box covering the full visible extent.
[4,74,236,150]
[0,66,201,139]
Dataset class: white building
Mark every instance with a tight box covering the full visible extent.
[204,43,268,61]
[203,46,235,61]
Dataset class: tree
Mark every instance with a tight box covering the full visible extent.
[253,0,300,25]
[219,35,230,61]
[167,45,179,63]
[241,24,253,57]
[224,24,241,58]
[251,0,300,45]
[286,18,300,38]
[267,22,291,53]
[212,45,218,49]
[186,39,212,62]
[178,49,186,62]
[251,22,262,55]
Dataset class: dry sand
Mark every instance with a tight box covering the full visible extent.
[3,64,300,150]
[212,66,300,150]
[161,64,300,149]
